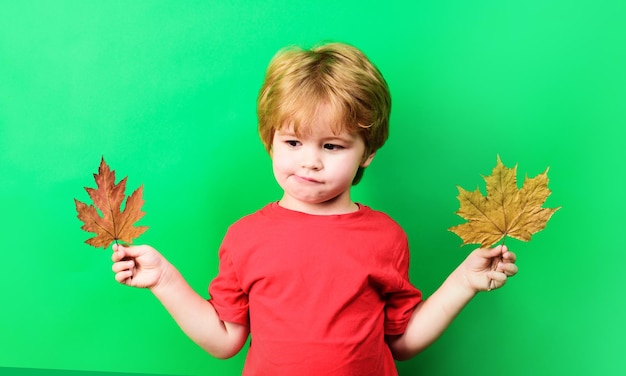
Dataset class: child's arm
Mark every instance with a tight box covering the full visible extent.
[111,244,249,359]
[386,245,517,360]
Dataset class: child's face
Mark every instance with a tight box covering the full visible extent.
[271,104,374,215]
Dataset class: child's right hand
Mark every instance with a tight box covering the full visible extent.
[112,244,168,289]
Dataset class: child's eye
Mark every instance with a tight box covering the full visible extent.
[323,143,344,151]
[286,140,300,147]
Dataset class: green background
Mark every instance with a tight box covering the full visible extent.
[1,0,624,375]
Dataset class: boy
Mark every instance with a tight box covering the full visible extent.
[112,42,517,375]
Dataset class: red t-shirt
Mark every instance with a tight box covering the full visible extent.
[209,202,422,375]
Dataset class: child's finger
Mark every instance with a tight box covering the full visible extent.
[502,250,517,263]
[114,269,134,284]
[112,259,134,273]
[488,271,508,288]
[501,262,518,276]
[111,248,125,262]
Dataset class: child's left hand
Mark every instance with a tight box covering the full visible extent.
[461,245,518,292]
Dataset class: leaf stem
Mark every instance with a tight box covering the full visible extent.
[488,238,506,291]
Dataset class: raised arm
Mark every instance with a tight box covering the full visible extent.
[112,244,249,359]
[387,245,517,360]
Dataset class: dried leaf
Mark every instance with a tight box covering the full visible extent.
[449,156,560,247]
[75,157,148,248]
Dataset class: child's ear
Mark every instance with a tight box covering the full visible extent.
[361,152,376,167]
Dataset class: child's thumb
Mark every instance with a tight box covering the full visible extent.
[112,243,136,258]
[487,244,507,257]
[476,244,507,259]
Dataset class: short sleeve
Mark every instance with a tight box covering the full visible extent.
[383,236,422,335]
[208,239,250,326]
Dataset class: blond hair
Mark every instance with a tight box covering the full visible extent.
[257,42,391,184]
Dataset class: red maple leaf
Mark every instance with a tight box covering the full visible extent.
[75,157,148,248]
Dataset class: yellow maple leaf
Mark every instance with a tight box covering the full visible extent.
[449,156,560,247]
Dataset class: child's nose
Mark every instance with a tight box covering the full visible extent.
[300,148,322,170]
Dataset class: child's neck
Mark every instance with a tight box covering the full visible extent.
[278,195,359,215]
